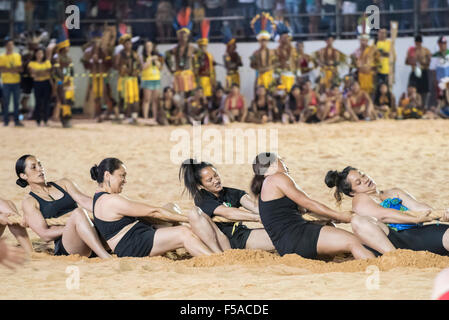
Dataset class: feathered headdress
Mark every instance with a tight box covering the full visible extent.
[173,7,192,35]
[276,20,292,38]
[251,12,276,41]
[197,20,210,45]
[55,23,70,50]
[16,28,49,52]
[222,25,235,46]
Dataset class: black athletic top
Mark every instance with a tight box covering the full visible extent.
[195,187,246,225]
[259,196,307,245]
[29,182,78,219]
[92,192,137,241]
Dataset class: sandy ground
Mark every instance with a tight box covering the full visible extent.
[1,119,449,300]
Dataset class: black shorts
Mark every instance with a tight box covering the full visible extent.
[114,221,156,257]
[54,237,69,256]
[275,221,323,259]
[387,224,449,256]
[217,222,252,249]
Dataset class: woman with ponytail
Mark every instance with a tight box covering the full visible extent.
[325,167,449,256]
[253,152,375,260]
[91,158,213,257]
[16,155,111,258]
[179,159,274,253]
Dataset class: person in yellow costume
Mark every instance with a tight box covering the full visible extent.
[114,33,142,124]
[351,35,380,96]
[51,24,74,128]
[250,12,276,93]
[194,20,216,99]
[165,7,197,95]
[222,26,242,91]
[315,34,345,90]
[274,20,297,93]
[376,27,397,90]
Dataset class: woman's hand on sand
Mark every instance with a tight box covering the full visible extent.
[440,209,449,222]
[0,239,26,270]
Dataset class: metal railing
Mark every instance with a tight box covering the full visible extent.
[2,0,449,45]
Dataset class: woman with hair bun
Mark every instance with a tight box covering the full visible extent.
[91,158,213,258]
[252,152,375,260]
[324,167,449,256]
[16,155,111,258]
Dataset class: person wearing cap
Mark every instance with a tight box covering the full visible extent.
[274,20,297,94]
[249,12,277,93]
[114,33,142,124]
[50,24,74,128]
[405,35,431,110]
[315,34,344,90]
[222,26,242,92]
[165,7,197,95]
[0,37,24,127]
[193,20,216,99]
[81,26,117,122]
[350,21,380,97]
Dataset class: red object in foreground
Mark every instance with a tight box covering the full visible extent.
[438,291,449,300]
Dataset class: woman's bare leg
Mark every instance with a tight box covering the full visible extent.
[187,208,230,253]
[245,229,275,251]
[142,89,151,119]
[351,215,395,254]
[61,208,111,259]
[316,226,375,259]
[150,225,213,257]
[151,90,159,121]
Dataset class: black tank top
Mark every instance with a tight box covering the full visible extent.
[258,195,307,244]
[92,192,137,241]
[29,182,78,219]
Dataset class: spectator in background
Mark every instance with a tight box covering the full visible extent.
[156,1,175,42]
[14,0,25,34]
[192,0,206,36]
[247,85,276,123]
[342,1,357,37]
[25,0,34,31]
[97,0,116,19]
[319,84,343,123]
[284,0,303,35]
[305,0,319,36]
[204,0,224,38]
[28,47,52,126]
[322,0,337,34]
[206,83,226,124]
[0,38,23,127]
[373,82,396,119]
[157,87,186,125]
[238,0,256,37]
[256,0,275,14]
[397,85,423,119]
[344,81,376,121]
[405,35,431,110]
[223,83,247,123]
[186,87,209,124]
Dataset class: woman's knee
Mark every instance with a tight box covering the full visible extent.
[350,215,375,235]
[178,225,197,242]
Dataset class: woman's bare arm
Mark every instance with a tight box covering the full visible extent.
[22,197,64,242]
[106,195,189,223]
[240,194,259,214]
[352,193,433,224]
